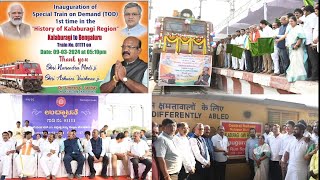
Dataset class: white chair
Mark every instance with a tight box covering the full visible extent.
[59,153,86,177]
[0,154,13,178]
[129,159,152,180]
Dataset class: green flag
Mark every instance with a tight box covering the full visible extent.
[249,42,261,57]
[231,45,244,59]
[258,38,274,55]
[304,0,314,6]
[226,44,233,53]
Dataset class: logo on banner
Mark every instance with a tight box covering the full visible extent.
[56,97,66,107]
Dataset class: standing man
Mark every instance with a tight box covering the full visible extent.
[22,120,35,136]
[175,122,196,180]
[121,2,147,37]
[39,133,60,180]
[203,125,215,179]
[276,16,290,77]
[250,24,263,73]
[0,3,31,39]
[13,121,24,137]
[279,120,296,180]
[268,124,283,180]
[245,128,258,180]
[0,132,16,180]
[211,126,229,180]
[15,131,39,178]
[61,131,85,180]
[81,131,91,150]
[283,124,311,180]
[39,130,49,146]
[263,123,274,144]
[271,22,281,76]
[260,20,274,74]
[303,5,319,81]
[128,131,152,180]
[86,129,108,179]
[230,34,237,70]
[154,118,182,180]
[244,27,253,72]
[140,130,147,141]
[100,125,108,135]
[189,123,210,180]
[54,130,65,153]
[239,29,247,71]
[100,36,148,93]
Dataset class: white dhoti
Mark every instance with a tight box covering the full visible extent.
[0,155,11,176]
[40,154,61,176]
[239,52,245,70]
[232,57,238,69]
[271,46,280,74]
[14,154,36,177]
[284,163,308,180]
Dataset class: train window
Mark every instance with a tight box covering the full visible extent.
[268,109,299,126]
[165,21,184,33]
[189,23,206,34]
[23,63,38,69]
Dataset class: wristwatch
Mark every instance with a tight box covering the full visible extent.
[122,77,128,83]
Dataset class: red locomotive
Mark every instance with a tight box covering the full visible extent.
[0,59,43,92]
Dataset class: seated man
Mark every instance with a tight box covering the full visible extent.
[39,133,60,180]
[15,131,39,178]
[0,132,16,180]
[61,131,85,180]
[86,129,109,179]
[109,133,130,179]
[127,131,151,180]
[100,36,148,93]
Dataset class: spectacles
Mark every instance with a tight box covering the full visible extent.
[124,13,140,17]
[121,45,139,50]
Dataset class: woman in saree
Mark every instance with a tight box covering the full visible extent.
[252,135,271,180]
[285,16,308,82]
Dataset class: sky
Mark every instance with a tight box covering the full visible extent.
[149,0,250,33]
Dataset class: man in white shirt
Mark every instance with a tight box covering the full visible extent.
[238,29,247,71]
[189,123,210,180]
[121,2,147,37]
[99,131,111,153]
[283,124,311,180]
[279,120,296,180]
[271,22,281,76]
[175,122,195,180]
[304,5,319,81]
[0,132,16,180]
[268,124,283,180]
[39,133,60,180]
[86,129,109,179]
[81,131,91,151]
[38,130,48,147]
[53,130,65,153]
[109,132,130,179]
[294,8,305,26]
[22,120,35,136]
[13,121,24,137]
[127,131,151,180]
[15,131,39,178]
[263,123,274,144]
[260,20,274,74]
[230,34,238,70]
[211,126,229,180]
[234,30,241,70]
[311,121,318,144]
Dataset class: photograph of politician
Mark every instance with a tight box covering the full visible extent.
[121,2,147,37]
[100,36,148,93]
[0,3,31,39]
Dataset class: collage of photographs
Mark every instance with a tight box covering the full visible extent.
[0,0,318,180]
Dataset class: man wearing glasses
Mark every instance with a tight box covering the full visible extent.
[0,3,31,39]
[121,2,147,37]
[100,36,148,93]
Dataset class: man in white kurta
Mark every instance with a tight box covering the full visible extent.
[15,131,39,178]
[284,124,311,180]
[22,120,35,136]
[39,133,60,179]
[230,34,238,70]
[13,121,24,137]
[0,132,16,180]
[53,130,65,153]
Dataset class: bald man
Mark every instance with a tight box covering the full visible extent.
[0,3,31,39]
[100,36,148,93]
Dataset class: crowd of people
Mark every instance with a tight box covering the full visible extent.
[152,119,318,180]
[0,121,152,180]
[213,4,319,83]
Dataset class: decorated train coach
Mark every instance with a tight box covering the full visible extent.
[0,59,43,92]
